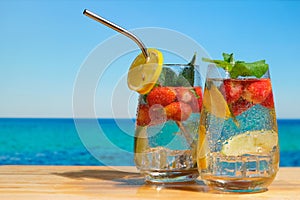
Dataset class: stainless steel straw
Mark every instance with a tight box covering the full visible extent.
[83,9,149,59]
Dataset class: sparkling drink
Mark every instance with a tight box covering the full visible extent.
[135,112,200,182]
[198,57,279,192]
[134,64,202,183]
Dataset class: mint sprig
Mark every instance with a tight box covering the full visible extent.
[202,53,269,78]
[158,53,197,87]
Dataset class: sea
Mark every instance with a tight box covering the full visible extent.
[0,118,299,166]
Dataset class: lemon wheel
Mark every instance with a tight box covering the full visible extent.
[221,130,278,156]
[127,48,163,94]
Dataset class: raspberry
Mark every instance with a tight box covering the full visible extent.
[222,79,244,103]
[261,91,275,109]
[136,104,167,126]
[230,99,253,116]
[165,102,192,121]
[191,86,203,113]
[146,87,176,107]
[136,105,151,126]
[242,79,272,104]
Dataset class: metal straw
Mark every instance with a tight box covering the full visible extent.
[83,9,149,59]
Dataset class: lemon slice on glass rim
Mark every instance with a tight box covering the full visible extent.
[127,48,163,94]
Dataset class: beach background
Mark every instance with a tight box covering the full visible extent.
[0,118,299,166]
[1,1,300,166]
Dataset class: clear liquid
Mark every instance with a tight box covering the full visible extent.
[199,78,279,192]
[134,113,200,182]
[202,150,279,191]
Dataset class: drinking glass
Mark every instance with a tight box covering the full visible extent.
[198,65,279,192]
[134,63,202,183]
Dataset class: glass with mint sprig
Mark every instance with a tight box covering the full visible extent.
[202,53,272,123]
[198,53,279,193]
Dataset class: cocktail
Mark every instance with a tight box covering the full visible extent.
[83,10,203,183]
[129,50,202,183]
[198,53,279,192]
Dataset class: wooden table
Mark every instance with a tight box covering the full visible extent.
[0,166,299,199]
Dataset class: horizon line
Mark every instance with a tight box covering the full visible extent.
[0,117,298,120]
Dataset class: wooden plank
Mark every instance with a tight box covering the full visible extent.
[0,166,299,199]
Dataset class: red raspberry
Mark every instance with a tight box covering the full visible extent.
[191,86,203,113]
[242,79,272,104]
[136,104,151,126]
[222,79,244,103]
[261,91,275,109]
[146,87,176,107]
[165,102,192,121]
[231,99,253,116]
[136,104,167,126]
[194,86,203,98]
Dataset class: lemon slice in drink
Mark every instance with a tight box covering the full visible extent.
[127,48,163,94]
[197,125,208,169]
[203,85,231,119]
[221,130,278,156]
[134,126,149,166]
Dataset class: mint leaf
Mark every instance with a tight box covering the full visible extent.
[178,65,194,86]
[158,54,197,87]
[202,58,233,71]
[222,53,234,64]
[202,53,269,78]
[177,53,197,86]
[158,67,178,86]
[230,60,268,78]
[188,53,197,66]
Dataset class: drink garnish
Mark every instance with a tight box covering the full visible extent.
[158,53,197,87]
[134,126,150,166]
[203,53,269,78]
[221,130,278,156]
[127,48,163,94]
[242,79,272,104]
[165,102,192,121]
[181,52,197,86]
[198,125,208,169]
[146,87,176,107]
[203,85,231,119]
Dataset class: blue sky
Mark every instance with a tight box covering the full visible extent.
[0,0,299,118]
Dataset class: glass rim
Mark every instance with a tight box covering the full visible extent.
[163,63,199,67]
[205,64,270,79]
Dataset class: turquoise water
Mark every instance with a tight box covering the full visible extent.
[0,118,299,166]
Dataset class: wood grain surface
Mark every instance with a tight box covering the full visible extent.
[0,166,299,200]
